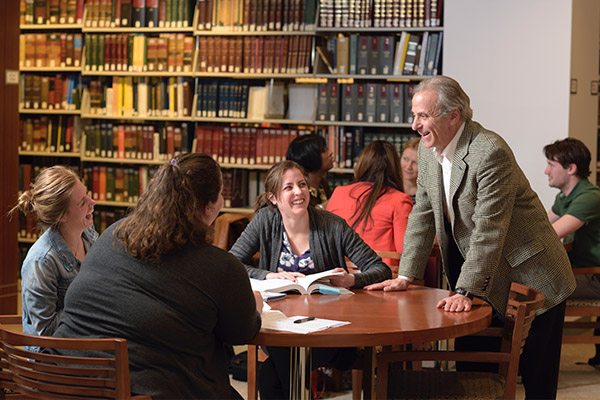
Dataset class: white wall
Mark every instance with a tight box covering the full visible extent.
[443,0,573,208]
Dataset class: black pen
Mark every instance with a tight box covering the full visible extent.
[293,316,316,324]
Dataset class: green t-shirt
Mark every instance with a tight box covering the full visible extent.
[552,178,600,267]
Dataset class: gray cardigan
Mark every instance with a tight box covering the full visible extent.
[229,206,392,288]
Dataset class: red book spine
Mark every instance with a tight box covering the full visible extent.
[118,125,125,158]
[204,126,213,158]
[212,126,222,161]
[76,0,84,24]
[198,125,205,153]
[222,127,231,164]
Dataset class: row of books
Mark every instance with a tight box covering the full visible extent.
[82,165,155,202]
[20,115,80,153]
[93,208,127,234]
[83,122,191,160]
[194,125,311,165]
[319,0,442,28]
[319,32,442,77]
[21,74,81,111]
[197,0,317,32]
[85,0,194,28]
[196,35,312,74]
[84,33,194,73]
[317,82,416,124]
[195,80,249,118]
[85,76,193,117]
[20,0,84,25]
[18,206,126,240]
[82,164,254,209]
[363,131,418,156]
[19,33,83,69]
[318,125,418,168]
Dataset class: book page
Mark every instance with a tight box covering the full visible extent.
[250,269,344,294]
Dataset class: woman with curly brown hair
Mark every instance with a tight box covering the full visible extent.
[52,153,262,399]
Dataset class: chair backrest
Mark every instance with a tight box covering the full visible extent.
[499,282,545,398]
[0,320,134,399]
[212,212,254,250]
[374,250,401,261]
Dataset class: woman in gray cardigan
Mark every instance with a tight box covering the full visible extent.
[230,160,391,399]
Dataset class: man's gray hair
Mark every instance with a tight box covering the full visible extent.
[414,76,473,121]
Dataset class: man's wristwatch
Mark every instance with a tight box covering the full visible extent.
[454,288,474,300]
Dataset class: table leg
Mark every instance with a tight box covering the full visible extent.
[289,347,312,400]
[362,347,376,400]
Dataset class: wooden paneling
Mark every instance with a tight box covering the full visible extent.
[0,0,21,313]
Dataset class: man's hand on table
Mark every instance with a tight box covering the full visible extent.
[437,294,473,312]
[364,278,411,291]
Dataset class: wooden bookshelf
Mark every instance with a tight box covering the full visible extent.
[16,0,444,241]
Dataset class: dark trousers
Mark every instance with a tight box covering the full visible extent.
[455,300,566,399]
[445,219,565,399]
[258,346,356,400]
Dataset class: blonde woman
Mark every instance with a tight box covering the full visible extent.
[11,166,97,346]
[401,136,420,203]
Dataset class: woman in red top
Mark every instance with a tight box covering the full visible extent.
[327,140,413,276]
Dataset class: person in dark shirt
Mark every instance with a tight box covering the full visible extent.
[52,153,262,399]
[286,134,334,209]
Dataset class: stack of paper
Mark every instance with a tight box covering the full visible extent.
[260,310,350,334]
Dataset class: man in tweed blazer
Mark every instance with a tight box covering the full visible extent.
[366,76,575,399]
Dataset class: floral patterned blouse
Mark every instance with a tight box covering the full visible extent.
[277,228,316,274]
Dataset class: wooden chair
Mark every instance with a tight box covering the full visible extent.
[246,344,268,400]
[0,315,151,400]
[350,251,425,400]
[212,212,253,251]
[375,282,545,400]
[563,267,600,344]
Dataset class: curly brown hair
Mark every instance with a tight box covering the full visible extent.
[9,166,80,233]
[113,153,221,263]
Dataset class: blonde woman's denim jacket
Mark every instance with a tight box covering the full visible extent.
[21,226,98,351]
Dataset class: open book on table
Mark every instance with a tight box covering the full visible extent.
[250,269,354,295]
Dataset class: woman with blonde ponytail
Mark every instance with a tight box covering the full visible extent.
[51,153,262,399]
[10,166,97,349]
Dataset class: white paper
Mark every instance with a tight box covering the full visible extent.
[260,312,350,334]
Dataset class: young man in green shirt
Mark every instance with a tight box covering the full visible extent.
[544,137,600,365]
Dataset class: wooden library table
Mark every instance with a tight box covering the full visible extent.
[250,286,492,400]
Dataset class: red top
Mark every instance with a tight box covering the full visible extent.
[326,182,413,272]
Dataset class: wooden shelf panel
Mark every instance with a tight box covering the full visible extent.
[82,26,194,33]
[194,30,315,36]
[19,108,80,114]
[19,151,80,158]
[81,156,165,165]
[20,24,82,30]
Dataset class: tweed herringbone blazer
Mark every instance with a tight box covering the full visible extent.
[398,120,576,314]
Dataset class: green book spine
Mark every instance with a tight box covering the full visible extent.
[106,167,115,201]
[98,34,105,71]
